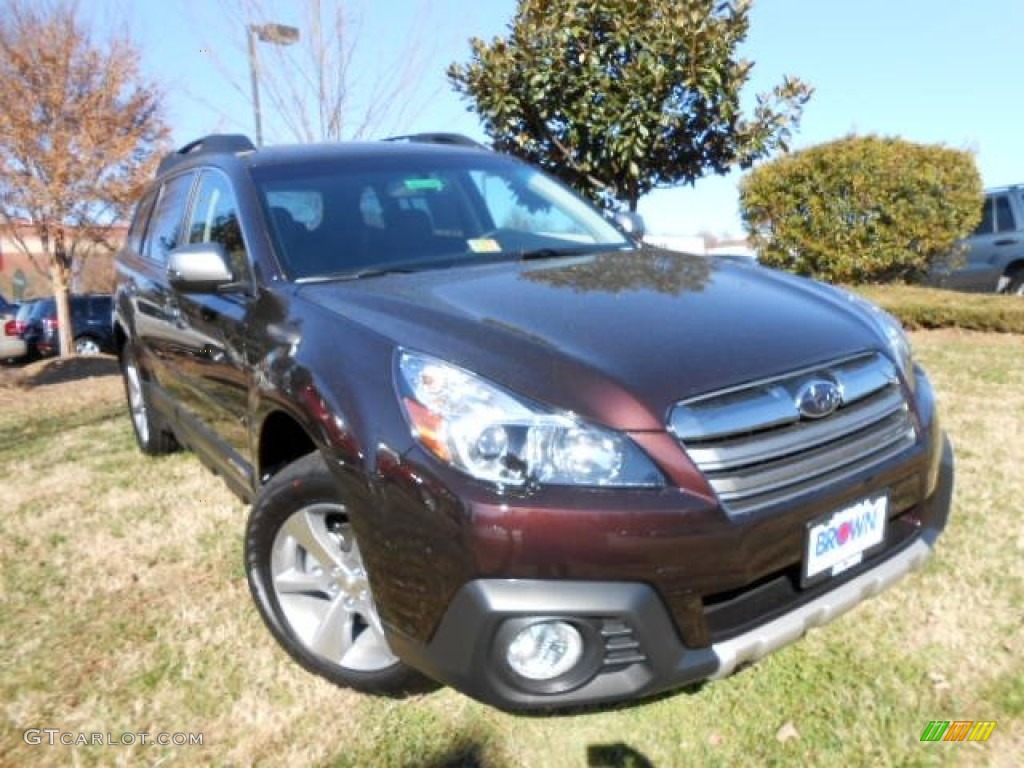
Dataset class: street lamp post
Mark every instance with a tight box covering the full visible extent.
[246,22,300,146]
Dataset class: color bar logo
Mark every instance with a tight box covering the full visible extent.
[921,720,997,742]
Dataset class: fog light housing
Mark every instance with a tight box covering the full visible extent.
[505,620,584,681]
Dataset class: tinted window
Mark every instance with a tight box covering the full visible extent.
[143,174,195,265]
[127,188,158,253]
[974,198,995,236]
[15,302,35,321]
[87,296,112,316]
[30,299,54,320]
[994,195,1016,233]
[252,154,629,279]
[188,170,250,281]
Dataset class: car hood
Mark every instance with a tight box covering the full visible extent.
[297,249,886,431]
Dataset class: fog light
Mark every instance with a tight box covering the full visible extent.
[506,620,583,681]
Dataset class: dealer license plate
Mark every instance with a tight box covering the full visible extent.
[803,493,888,583]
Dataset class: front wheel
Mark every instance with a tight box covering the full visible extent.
[245,452,420,693]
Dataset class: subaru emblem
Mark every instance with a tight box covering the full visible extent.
[795,379,842,419]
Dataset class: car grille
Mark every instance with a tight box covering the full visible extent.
[669,353,916,516]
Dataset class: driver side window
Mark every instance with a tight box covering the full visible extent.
[188,170,251,283]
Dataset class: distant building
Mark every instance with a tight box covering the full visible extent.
[0,221,125,300]
[642,234,706,254]
[643,234,757,260]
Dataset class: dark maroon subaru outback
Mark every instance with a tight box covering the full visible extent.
[113,134,953,711]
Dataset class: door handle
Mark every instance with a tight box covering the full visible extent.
[993,238,1018,246]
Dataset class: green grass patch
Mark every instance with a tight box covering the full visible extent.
[852,284,1024,333]
[1,338,1021,767]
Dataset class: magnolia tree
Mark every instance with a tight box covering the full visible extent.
[448,0,812,211]
[0,0,167,357]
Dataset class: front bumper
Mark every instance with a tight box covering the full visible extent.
[389,437,953,710]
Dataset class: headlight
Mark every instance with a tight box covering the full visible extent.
[829,288,916,388]
[876,309,915,383]
[396,351,664,489]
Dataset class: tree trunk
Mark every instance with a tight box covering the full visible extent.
[52,230,74,358]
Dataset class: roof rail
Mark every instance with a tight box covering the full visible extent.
[985,183,1023,193]
[383,132,489,150]
[157,134,256,175]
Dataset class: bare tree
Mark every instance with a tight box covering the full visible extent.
[200,0,440,143]
[0,0,168,357]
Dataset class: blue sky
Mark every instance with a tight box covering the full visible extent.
[112,0,1022,238]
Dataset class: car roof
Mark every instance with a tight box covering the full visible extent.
[986,184,1023,195]
[156,134,496,178]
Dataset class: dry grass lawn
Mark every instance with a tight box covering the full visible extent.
[0,332,1021,767]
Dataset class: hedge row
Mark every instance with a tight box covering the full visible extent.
[853,285,1024,334]
[740,135,983,284]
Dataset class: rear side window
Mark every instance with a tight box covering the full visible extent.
[188,170,250,282]
[994,195,1016,233]
[143,173,195,264]
[126,188,158,253]
[975,194,1016,236]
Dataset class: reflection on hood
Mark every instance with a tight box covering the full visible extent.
[520,249,712,296]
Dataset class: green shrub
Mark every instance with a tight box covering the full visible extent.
[853,284,1024,334]
[740,135,983,284]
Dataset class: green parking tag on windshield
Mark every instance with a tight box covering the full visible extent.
[404,178,445,191]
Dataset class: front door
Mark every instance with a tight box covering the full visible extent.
[166,169,258,490]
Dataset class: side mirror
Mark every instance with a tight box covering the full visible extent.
[612,211,646,242]
[167,243,234,293]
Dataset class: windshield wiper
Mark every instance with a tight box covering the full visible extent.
[517,246,594,261]
[295,267,415,284]
[517,245,634,262]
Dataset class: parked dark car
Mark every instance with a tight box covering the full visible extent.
[113,134,953,712]
[21,294,115,357]
[932,184,1024,294]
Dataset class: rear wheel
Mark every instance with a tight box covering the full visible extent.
[120,344,178,455]
[75,335,103,356]
[245,452,419,693]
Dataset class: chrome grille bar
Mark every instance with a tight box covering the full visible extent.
[685,388,906,472]
[670,353,915,515]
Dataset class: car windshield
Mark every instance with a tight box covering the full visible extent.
[252,151,633,281]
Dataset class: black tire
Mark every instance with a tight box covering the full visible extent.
[245,452,420,694]
[120,344,179,455]
[1005,270,1024,296]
